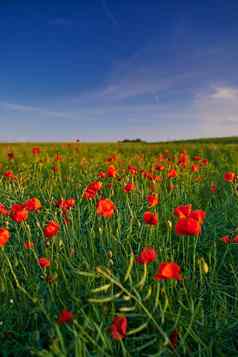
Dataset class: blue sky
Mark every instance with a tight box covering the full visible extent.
[0,0,238,141]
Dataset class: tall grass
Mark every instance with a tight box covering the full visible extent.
[0,142,238,356]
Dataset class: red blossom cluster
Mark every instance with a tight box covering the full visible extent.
[174,204,206,236]
[83,181,103,200]
[220,235,238,244]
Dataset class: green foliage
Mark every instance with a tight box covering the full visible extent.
[0,141,238,356]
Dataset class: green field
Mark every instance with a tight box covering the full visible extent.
[0,141,238,356]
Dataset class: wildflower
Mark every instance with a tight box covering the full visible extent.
[174,205,206,236]
[98,171,106,178]
[123,182,136,193]
[38,257,51,268]
[143,211,158,225]
[220,235,231,244]
[0,228,10,247]
[128,165,137,175]
[55,153,62,161]
[154,262,182,281]
[111,316,127,340]
[189,210,206,224]
[4,170,16,180]
[107,165,117,177]
[232,235,238,243]
[175,217,201,236]
[220,235,238,244]
[56,198,76,210]
[174,204,192,219]
[210,183,217,193]
[24,241,34,249]
[11,204,28,223]
[136,247,157,264]
[178,152,189,167]
[0,203,9,216]
[44,220,60,238]
[155,165,165,171]
[224,171,236,182]
[32,147,41,155]
[57,309,74,325]
[24,197,42,211]
[191,164,199,173]
[167,169,177,179]
[96,199,116,218]
[147,194,159,208]
[83,181,102,200]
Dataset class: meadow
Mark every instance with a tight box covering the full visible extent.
[0,140,238,356]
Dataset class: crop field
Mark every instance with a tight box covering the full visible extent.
[0,141,238,356]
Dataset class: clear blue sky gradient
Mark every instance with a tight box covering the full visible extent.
[0,0,238,141]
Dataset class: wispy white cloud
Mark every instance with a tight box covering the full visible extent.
[210,86,238,100]
[0,102,76,120]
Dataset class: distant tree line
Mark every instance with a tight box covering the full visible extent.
[118,138,146,143]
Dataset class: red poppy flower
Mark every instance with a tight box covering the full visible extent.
[83,189,97,200]
[107,165,117,177]
[154,262,182,281]
[193,155,201,161]
[143,211,158,225]
[38,257,51,268]
[98,171,106,178]
[232,236,238,243]
[83,181,102,200]
[32,147,41,155]
[64,198,76,209]
[167,169,177,179]
[220,235,238,244]
[191,164,199,173]
[11,204,28,223]
[123,182,136,193]
[56,198,76,210]
[175,217,201,236]
[4,170,16,180]
[220,235,230,244]
[57,309,74,325]
[44,220,60,238]
[189,210,206,224]
[155,164,165,171]
[178,152,189,167]
[0,203,9,216]
[147,194,159,208]
[24,197,42,211]
[24,241,34,249]
[174,204,192,219]
[210,183,217,193]
[0,228,10,247]
[128,165,137,175]
[224,172,236,182]
[96,199,116,218]
[136,247,157,264]
[202,159,209,165]
[55,153,62,161]
[111,316,127,340]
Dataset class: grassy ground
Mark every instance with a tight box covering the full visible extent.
[0,141,238,356]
